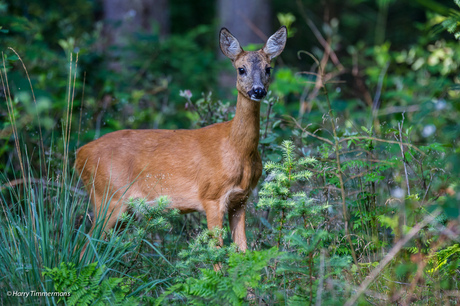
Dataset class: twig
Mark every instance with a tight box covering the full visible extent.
[294,120,425,156]
[299,36,344,115]
[263,99,274,140]
[372,61,389,114]
[377,105,420,116]
[421,171,435,204]
[289,116,333,145]
[398,113,411,196]
[237,10,268,41]
[260,99,275,159]
[344,209,442,306]
[296,0,344,70]
[372,61,389,134]
[382,277,413,286]
[338,136,425,155]
[343,165,388,183]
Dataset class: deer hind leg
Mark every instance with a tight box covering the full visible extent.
[228,203,247,252]
[203,200,226,271]
[204,200,225,246]
[80,196,129,259]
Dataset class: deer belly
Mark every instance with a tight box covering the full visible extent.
[132,171,204,213]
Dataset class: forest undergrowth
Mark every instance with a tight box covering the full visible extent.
[1,4,460,305]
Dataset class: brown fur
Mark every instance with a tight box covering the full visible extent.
[76,26,287,254]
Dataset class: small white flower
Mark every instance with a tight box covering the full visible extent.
[422,124,436,137]
[391,187,405,199]
[433,98,446,110]
[180,89,193,99]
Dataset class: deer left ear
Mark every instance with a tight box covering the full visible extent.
[263,26,287,60]
[220,28,243,61]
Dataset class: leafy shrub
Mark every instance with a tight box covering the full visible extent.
[258,140,317,246]
[157,247,279,305]
[43,262,138,305]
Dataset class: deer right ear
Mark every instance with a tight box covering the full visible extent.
[263,26,287,60]
[219,28,243,61]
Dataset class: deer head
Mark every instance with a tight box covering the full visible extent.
[219,26,287,101]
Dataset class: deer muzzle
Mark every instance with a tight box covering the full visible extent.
[248,87,267,101]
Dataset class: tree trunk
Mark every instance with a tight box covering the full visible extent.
[218,0,271,98]
[101,0,169,70]
[103,0,170,47]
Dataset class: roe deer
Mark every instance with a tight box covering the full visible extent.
[76,26,287,254]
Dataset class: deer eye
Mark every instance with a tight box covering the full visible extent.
[238,68,246,75]
[265,67,272,75]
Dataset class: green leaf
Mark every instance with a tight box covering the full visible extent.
[267,153,282,162]
[260,135,277,144]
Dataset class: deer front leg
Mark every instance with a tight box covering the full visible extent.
[228,204,247,252]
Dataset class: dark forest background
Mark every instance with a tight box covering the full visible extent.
[1,0,460,305]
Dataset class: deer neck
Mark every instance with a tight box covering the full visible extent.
[229,93,261,154]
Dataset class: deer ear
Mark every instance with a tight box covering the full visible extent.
[219,28,243,61]
[263,26,287,60]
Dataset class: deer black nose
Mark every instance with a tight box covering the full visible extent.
[249,87,267,100]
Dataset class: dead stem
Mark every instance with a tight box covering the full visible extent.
[77,71,87,149]
[8,48,47,177]
[1,52,25,183]
[63,53,79,183]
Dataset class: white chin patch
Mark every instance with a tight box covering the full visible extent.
[250,96,262,102]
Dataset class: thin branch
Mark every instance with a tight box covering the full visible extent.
[344,209,442,306]
[377,105,420,116]
[296,0,344,70]
[237,10,268,41]
[344,166,383,183]
[289,116,333,145]
[372,61,389,114]
[338,136,425,155]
